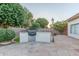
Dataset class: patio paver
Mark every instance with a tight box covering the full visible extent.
[0,35,79,56]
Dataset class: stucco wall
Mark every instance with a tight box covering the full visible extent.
[68,18,79,39]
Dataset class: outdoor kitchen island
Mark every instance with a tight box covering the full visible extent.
[20,29,53,43]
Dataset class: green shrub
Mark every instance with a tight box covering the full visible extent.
[14,36,20,43]
[0,29,16,42]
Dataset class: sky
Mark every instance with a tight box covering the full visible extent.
[21,3,79,24]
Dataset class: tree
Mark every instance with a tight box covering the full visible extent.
[36,18,49,28]
[0,3,26,41]
[26,12,33,27]
[53,21,67,33]
[29,21,40,30]
[23,7,33,28]
[0,3,25,28]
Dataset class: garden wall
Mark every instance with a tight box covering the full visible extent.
[9,27,60,35]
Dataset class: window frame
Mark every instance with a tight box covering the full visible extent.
[70,23,79,35]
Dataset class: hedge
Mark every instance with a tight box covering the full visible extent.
[0,29,16,42]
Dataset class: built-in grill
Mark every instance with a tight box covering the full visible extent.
[28,30,36,36]
[28,30,36,42]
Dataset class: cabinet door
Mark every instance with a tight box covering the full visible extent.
[20,32,28,43]
[36,32,51,43]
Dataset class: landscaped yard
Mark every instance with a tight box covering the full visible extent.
[0,35,79,56]
[0,3,79,56]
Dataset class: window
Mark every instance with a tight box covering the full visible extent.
[70,23,79,35]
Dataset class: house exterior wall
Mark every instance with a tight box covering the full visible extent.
[68,18,79,39]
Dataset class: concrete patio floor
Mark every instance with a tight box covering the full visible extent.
[0,35,79,56]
